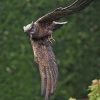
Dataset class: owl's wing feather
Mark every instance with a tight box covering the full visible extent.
[31,39,58,100]
[37,0,94,23]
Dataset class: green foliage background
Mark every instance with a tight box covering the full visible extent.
[0,0,100,100]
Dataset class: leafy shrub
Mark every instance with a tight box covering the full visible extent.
[88,79,100,100]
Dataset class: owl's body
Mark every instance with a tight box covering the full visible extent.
[23,0,94,100]
[31,39,58,100]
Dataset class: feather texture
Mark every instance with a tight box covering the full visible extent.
[23,1,94,100]
[30,39,58,100]
[37,0,94,23]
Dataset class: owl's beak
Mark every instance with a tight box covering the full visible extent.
[23,24,32,32]
[23,21,34,32]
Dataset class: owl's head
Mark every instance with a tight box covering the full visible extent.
[23,22,37,35]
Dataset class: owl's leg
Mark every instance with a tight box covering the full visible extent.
[48,34,55,43]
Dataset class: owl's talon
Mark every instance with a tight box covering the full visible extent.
[48,35,55,43]
[52,38,55,42]
[48,38,52,43]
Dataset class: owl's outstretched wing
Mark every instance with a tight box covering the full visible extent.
[31,39,58,100]
[37,0,94,23]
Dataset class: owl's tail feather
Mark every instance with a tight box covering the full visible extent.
[49,61,58,94]
[52,61,58,92]
[39,65,46,96]
[44,63,58,100]
[39,60,58,100]
[48,48,58,93]
[45,66,51,100]
[38,64,51,100]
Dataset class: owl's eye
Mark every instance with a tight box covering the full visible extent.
[29,25,36,34]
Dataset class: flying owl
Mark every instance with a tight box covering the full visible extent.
[23,0,94,100]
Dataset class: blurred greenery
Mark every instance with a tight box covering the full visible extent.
[0,0,100,100]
